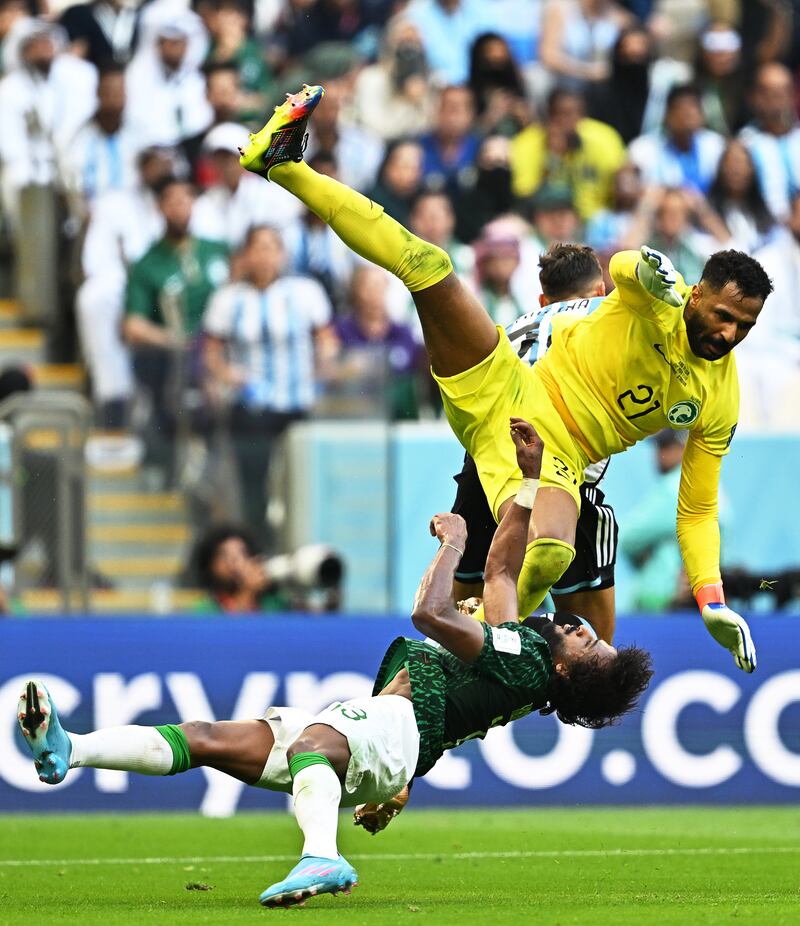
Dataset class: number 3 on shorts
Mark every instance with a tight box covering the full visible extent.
[335,703,368,721]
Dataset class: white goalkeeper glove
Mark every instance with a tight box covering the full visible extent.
[636,246,684,308]
[701,603,757,673]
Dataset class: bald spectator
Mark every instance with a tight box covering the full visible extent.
[739,62,800,222]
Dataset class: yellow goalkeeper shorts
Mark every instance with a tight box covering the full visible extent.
[434,329,587,518]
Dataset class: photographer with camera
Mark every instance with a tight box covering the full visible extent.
[189,524,344,614]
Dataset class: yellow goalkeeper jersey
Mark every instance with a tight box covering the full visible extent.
[536,250,738,461]
[535,250,738,593]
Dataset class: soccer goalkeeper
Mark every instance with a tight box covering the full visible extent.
[238,85,772,673]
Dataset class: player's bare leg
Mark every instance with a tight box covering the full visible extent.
[180,719,274,783]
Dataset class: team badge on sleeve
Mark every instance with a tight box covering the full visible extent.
[667,399,700,426]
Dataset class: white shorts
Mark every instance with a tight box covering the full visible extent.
[255,695,420,807]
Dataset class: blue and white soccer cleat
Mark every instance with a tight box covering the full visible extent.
[259,854,358,908]
[17,680,72,784]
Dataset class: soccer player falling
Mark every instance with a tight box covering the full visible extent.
[239,85,771,673]
[18,420,652,907]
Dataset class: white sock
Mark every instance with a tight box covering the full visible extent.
[292,763,342,860]
[69,726,174,776]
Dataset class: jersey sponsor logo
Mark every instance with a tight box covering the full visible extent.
[666,399,700,426]
[491,627,522,655]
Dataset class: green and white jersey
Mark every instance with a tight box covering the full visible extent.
[373,623,554,777]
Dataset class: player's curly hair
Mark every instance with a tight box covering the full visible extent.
[543,646,653,729]
[701,250,773,302]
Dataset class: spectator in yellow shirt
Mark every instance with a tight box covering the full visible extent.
[510,87,626,221]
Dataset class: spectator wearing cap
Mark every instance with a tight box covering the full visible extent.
[204,0,274,125]
[738,62,800,222]
[628,84,726,195]
[202,225,333,543]
[511,86,625,221]
[76,147,175,426]
[418,84,480,200]
[125,16,213,149]
[352,16,434,142]
[191,122,303,248]
[60,0,144,67]
[405,0,492,85]
[473,223,524,329]
[62,63,144,213]
[332,265,421,421]
[0,19,97,224]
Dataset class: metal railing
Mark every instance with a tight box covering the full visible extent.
[0,391,91,612]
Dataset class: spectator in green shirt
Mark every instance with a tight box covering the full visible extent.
[204,0,275,126]
[122,176,228,472]
[123,176,229,348]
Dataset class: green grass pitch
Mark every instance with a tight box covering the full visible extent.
[0,807,798,925]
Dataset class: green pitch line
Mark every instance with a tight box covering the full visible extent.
[0,807,798,926]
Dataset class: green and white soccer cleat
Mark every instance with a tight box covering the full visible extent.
[17,680,72,784]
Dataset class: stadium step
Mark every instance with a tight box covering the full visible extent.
[20,588,207,614]
[0,326,44,366]
[0,299,23,328]
[30,363,86,392]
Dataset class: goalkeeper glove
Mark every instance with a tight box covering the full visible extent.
[699,598,757,673]
[637,246,684,308]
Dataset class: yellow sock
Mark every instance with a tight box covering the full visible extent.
[473,538,576,623]
[269,161,452,291]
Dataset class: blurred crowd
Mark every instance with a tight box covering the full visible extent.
[1,0,800,547]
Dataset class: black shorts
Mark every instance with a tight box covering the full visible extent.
[450,454,618,595]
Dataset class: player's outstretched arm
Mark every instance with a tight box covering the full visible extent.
[482,419,543,626]
[608,247,686,315]
[677,436,756,672]
[411,513,485,662]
